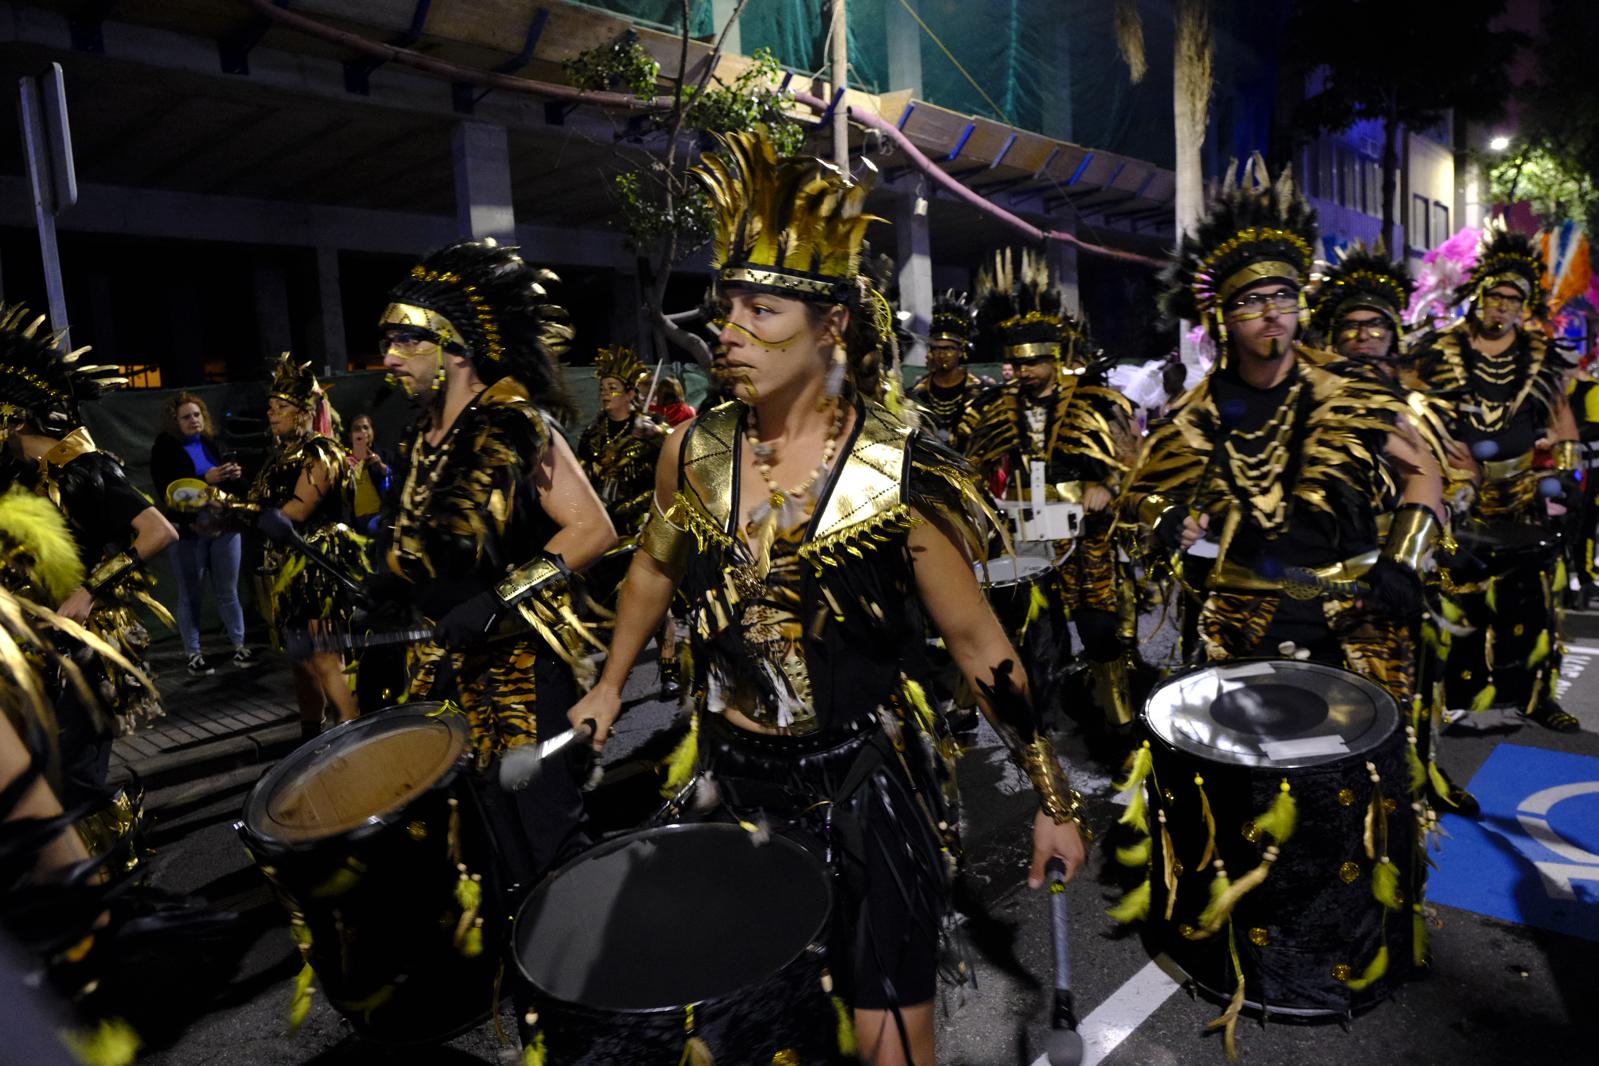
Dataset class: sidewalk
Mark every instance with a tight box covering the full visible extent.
[110,638,302,825]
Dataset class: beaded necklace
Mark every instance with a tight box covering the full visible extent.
[741,400,847,576]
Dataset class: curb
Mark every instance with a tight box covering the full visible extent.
[112,721,304,817]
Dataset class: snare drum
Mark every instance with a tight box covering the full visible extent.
[975,553,1057,632]
[513,823,846,1065]
[1138,661,1417,1015]
[238,704,504,1044]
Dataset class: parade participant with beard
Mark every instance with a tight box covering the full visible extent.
[1312,244,1480,816]
[0,306,175,807]
[248,355,366,739]
[1409,226,1581,731]
[566,129,1086,1066]
[1123,157,1444,714]
[371,239,616,888]
[962,250,1140,731]
[907,289,989,444]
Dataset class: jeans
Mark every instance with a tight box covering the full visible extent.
[172,531,246,655]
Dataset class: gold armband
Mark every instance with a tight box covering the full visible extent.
[84,548,142,597]
[638,497,690,569]
[1552,440,1581,474]
[1134,491,1179,529]
[1382,503,1441,572]
[494,552,568,607]
[1018,734,1090,835]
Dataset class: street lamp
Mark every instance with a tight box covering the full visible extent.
[1488,135,1511,151]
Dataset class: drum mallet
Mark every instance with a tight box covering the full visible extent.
[499,719,597,792]
[1044,856,1085,1066]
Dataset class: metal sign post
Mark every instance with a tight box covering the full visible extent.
[18,62,77,347]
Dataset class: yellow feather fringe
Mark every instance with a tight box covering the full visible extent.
[1344,944,1389,990]
[1407,741,1427,795]
[1106,878,1151,924]
[522,1032,547,1066]
[901,677,935,733]
[1118,784,1147,832]
[1020,580,1050,637]
[1470,683,1498,712]
[288,961,316,1031]
[832,995,857,1057]
[61,1020,141,1066]
[1160,814,1180,921]
[1526,630,1551,668]
[1251,779,1297,844]
[1198,851,1276,936]
[1202,930,1247,1062]
[678,1037,715,1066]
[1485,577,1498,613]
[1195,774,1217,870]
[1115,838,1152,866]
[1372,857,1402,910]
[0,487,84,602]
[1412,906,1429,968]
[1427,762,1452,806]
[660,712,700,797]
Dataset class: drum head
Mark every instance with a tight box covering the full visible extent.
[976,554,1053,587]
[1142,661,1398,769]
[514,823,831,1012]
[243,703,466,845]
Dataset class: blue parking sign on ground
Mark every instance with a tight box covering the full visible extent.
[1429,743,1599,941]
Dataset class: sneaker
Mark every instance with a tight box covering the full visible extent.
[186,653,215,677]
[1523,700,1581,733]
[231,646,260,667]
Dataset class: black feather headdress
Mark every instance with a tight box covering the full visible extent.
[974,248,1092,365]
[1456,222,1545,317]
[0,306,125,435]
[1310,242,1412,338]
[1161,155,1318,332]
[929,289,976,351]
[382,239,575,414]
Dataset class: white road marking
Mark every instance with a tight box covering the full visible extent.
[1031,956,1184,1066]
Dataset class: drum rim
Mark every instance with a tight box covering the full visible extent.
[1139,658,1399,770]
[240,702,469,850]
[511,821,834,1014]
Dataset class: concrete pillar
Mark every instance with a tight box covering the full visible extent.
[252,258,294,372]
[451,120,516,244]
[894,183,933,368]
[886,0,922,95]
[308,246,347,373]
[711,0,742,55]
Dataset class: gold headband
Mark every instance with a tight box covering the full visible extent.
[928,331,968,344]
[380,302,469,353]
[718,267,837,297]
[1005,341,1061,361]
[1217,261,1300,305]
[1478,273,1532,299]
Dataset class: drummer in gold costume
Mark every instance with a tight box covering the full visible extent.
[962,250,1139,730]
[249,355,367,739]
[0,305,176,807]
[906,289,988,444]
[1408,227,1581,731]
[1122,158,1445,713]
[569,128,1086,1066]
[370,239,616,885]
[577,345,665,538]
[1311,245,1480,815]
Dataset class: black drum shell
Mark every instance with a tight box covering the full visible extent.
[512,823,846,1066]
[238,706,505,1045]
[1142,676,1418,1015]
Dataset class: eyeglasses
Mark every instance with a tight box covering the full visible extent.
[379,327,440,353]
[1336,320,1394,340]
[1226,289,1299,316]
[1480,292,1525,309]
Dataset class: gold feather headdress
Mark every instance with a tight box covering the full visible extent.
[692,126,880,300]
[593,345,647,387]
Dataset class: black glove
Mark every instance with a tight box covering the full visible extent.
[1152,506,1188,553]
[256,507,295,543]
[1361,556,1425,621]
[437,589,505,649]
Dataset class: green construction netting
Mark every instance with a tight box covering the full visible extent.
[579,1,1179,166]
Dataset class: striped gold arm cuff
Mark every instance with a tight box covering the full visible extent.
[494,552,567,607]
[638,497,690,570]
[84,548,142,597]
[1552,440,1581,474]
[1382,503,1441,572]
[1019,734,1089,834]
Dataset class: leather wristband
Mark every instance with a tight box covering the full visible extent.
[494,551,570,608]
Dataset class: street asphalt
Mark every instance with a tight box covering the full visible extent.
[118,606,1599,1066]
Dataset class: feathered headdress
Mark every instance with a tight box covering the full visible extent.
[593,346,646,387]
[1457,221,1546,317]
[382,240,576,404]
[1161,155,1318,335]
[929,289,977,351]
[268,353,320,410]
[1310,242,1412,338]
[974,248,1092,365]
[692,126,880,300]
[0,305,125,435]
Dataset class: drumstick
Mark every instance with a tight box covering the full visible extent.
[498,718,597,792]
[1044,857,1085,1066]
